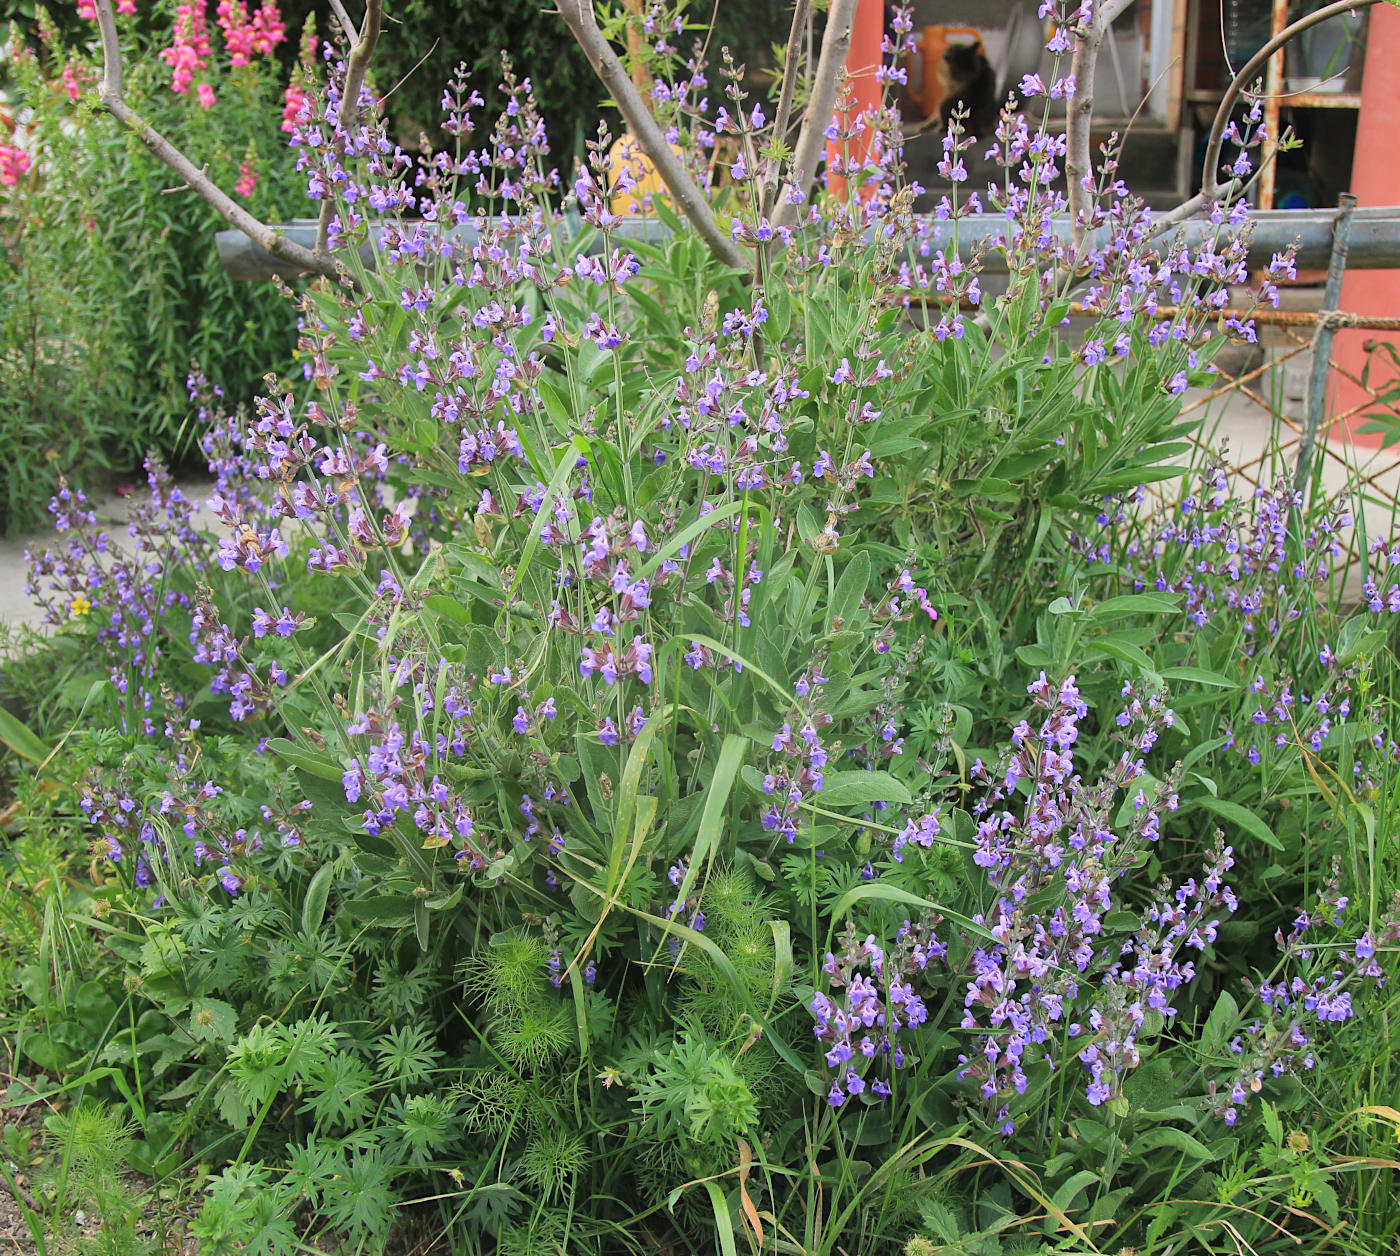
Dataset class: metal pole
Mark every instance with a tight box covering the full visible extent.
[1295,193,1358,493]
[214,206,1400,280]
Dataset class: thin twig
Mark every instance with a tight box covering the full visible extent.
[773,0,859,233]
[379,36,441,108]
[93,0,350,287]
[762,0,809,221]
[159,161,210,194]
[556,0,749,273]
[327,0,359,46]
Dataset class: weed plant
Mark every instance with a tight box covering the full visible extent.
[1,2,1398,1253]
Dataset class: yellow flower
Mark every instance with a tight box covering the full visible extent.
[69,594,91,617]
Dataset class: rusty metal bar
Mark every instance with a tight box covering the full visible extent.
[1174,314,1400,509]
[1296,195,1358,491]
[1070,303,1400,331]
[1179,341,1308,416]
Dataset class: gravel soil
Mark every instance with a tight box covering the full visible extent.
[0,1066,196,1255]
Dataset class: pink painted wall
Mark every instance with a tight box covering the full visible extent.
[1330,4,1400,446]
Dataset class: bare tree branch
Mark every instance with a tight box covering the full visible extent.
[1063,39,1098,248]
[773,0,858,232]
[557,0,750,273]
[93,0,350,286]
[338,0,384,137]
[1065,0,1135,253]
[314,1,383,255]
[761,0,809,221]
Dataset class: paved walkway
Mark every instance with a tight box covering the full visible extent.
[1186,376,1400,600]
[0,478,217,633]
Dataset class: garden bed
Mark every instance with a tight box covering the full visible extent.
[1,1,1398,1252]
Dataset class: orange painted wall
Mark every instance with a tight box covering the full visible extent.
[826,0,885,200]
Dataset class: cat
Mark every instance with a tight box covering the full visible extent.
[938,42,998,136]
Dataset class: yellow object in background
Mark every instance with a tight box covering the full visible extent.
[607,132,679,216]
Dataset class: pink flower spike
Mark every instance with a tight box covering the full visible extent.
[234,159,258,197]
[281,81,306,132]
[298,21,317,67]
[251,0,287,54]
[0,145,32,187]
[197,82,216,109]
[161,2,212,94]
[217,0,257,67]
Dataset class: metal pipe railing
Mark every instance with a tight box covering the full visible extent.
[215,205,1400,281]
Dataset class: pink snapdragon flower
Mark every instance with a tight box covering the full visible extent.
[279,15,317,131]
[61,60,84,102]
[281,81,306,132]
[160,2,212,95]
[251,0,286,54]
[0,144,31,187]
[216,0,257,66]
[234,158,258,197]
[217,0,285,66]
